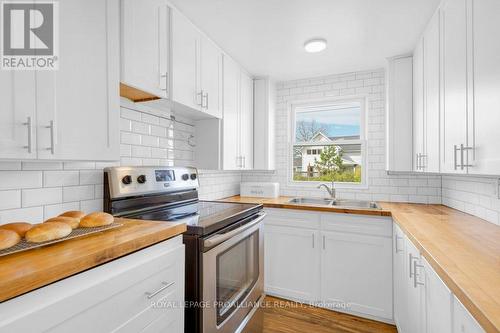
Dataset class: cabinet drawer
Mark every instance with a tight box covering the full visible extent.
[0,236,184,333]
[321,213,392,237]
[264,208,320,229]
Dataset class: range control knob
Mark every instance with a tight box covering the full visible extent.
[122,175,132,185]
[182,174,189,181]
[137,175,147,184]
[190,173,197,180]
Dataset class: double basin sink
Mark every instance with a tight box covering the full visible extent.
[288,197,380,210]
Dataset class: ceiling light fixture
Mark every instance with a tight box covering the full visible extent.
[304,38,327,53]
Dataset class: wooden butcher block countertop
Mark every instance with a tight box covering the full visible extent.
[221,196,500,333]
[0,218,186,303]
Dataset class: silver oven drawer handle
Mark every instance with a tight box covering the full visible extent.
[145,281,175,299]
[204,213,266,248]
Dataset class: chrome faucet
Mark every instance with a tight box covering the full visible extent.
[317,182,336,200]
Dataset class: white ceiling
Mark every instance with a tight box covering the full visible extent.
[169,0,441,81]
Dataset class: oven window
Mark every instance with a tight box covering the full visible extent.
[216,230,259,325]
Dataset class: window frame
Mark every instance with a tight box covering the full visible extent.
[287,96,369,189]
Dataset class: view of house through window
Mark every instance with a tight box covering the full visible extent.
[292,100,364,183]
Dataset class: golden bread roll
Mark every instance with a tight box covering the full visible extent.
[0,222,33,237]
[25,222,72,243]
[44,216,80,229]
[0,229,21,250]
[79,212,114,228]
[59,210,85,220]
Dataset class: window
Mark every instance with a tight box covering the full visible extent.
[291,98,365,184]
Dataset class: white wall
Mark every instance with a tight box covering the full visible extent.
[0,100,240,225]
[243,69,442,203]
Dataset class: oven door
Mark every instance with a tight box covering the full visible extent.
[202,212,265,333]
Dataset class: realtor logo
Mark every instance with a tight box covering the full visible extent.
[1,1,59,70]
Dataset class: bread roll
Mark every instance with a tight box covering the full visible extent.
[25,222,72,243]
[79,212,114,228]
[45,216,80,229]
[0,229,21,250]
[59,210,85,220]
[0,222,33,237]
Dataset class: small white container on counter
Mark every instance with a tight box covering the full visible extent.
[240,182,280,198]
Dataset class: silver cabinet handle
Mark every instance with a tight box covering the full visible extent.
[312,233,315,248]
[145,281,175,299]
[242,156,246,169]
[416,153,419,170]
[395,235,403,253]
[461,144,473,169]
[454,145,460,170]
[413,260,425,288]
[197,90,204,107]
[322,235,326,250]
[420,154,427,170]
[409,253,416,278]
[201,92,208,109]
[22,116,33,153]
[206,92,209,109]
[159,72,168,92]
[46,120,55,154]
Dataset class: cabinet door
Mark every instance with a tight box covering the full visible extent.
[320,231,393,320]
[424,11,441,173]
[393,224,408,332]
[222,56,240,170]
[121,0,170,98]
[171,9,200,111]
[413,39,425,172]
[405,238,426,333]
[441,0,468,173]
[200,36,222,118]
[469,0,500,174]
[0,71,37,159]
[453,296,485,333]
[264,225,319,302]
[36,0,119,161]
[423,257,452,333]
[240,71,254,170]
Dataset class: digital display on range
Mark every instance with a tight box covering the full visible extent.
[155,170,175,182]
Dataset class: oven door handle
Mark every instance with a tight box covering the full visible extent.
[203,212,266,249]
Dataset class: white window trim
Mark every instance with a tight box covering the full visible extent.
[286,95,369,189]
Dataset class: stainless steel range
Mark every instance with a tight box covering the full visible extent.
[104,166,265,333]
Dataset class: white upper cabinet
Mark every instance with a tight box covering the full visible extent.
[121,0,170,98]
[440,0,469,174]
[0,0,119,161]
[171,9,223,119]
[239,71,254,170]
[253,78,276,170]
[0,72,37,159]
[469,0,500,175]
[386,55,413,172]
[222,56,254,170]
[413,40,425,172]
[36,0,119,161]
[171,9,199,112]
[222,56,240,170]
[423,11,441,173]
[200,36,223,118]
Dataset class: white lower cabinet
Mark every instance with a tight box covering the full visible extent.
[453,296,485,333]
[264,224,319,302]
[263,208,393,322]
[0,236,184,333]
[392,225,485,333]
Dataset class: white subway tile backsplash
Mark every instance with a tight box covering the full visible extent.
[64,162,96,170]
[44,202,80,220]
[79,170,103,185]
[63,185,95,203]
[22,162,63,171]
[80,199,103,213]
[0,171,42,190]
[0,162,22,170]
[22,187,62,207]
[0,190,21,210]
[0,207,44,225]
[43,171,79,187]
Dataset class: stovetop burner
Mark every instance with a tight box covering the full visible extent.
[126,200,262,236]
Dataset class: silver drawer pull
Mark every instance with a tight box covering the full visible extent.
[145,281,175,299]
[413,261,425,288]
[22,116,33,153]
